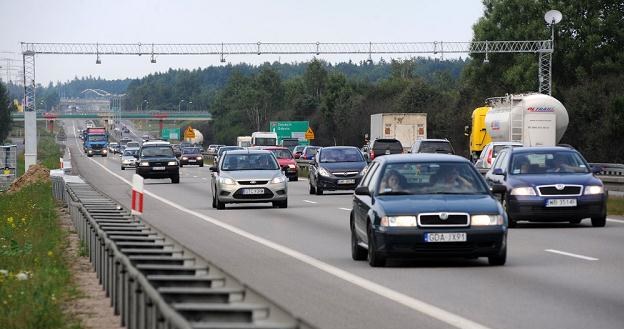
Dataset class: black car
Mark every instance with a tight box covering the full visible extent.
[180,147,204,167]
[410,139,455,154]
[351,154,508,267]
[485,147,607,227]
[369,138,403,160]
[136,142,180,183]
[309,146,367,195]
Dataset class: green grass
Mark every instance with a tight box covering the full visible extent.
[608,196,624,216]
[0,182,80,329]
[14,126,63,177]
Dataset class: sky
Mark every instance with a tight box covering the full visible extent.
[0,0,485,85]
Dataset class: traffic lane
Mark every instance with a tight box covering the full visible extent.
[67,139,463,329]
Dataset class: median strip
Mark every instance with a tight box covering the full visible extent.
[545,249,599,261]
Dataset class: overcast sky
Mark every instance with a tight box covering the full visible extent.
[0,0,484,85]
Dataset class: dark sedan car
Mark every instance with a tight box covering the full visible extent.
[309,146,367,195]
[180,147,204,167]
[136,141,180,184]
[351,154,508,267]
[485,147,607,227]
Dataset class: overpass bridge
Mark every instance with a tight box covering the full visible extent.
[11,111,212,121]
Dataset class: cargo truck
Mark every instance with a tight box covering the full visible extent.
[83,127,109,157]
[370,113,427,152]
[236,136,252,148]
[469,93,569,159]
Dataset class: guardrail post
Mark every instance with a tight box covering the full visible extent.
[120,265,128,327]
[135,284,145,329]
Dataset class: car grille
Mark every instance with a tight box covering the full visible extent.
[91,144,103,149]
[418,213,470,227]
[332,171,359,177]
[232,188,274,199]
[149,161,167,166]
[237,180,268,185]
[537,185,582,196]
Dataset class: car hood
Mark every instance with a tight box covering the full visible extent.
[276,158,296,166]
[220,170,282,181]
[320,161,366,173]
[121,156,137,161]
[376,194,501,215]
[507,173,602,187]
[141,157,176,162]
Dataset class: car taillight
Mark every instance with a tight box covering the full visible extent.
[369,150,375,160]
[486,148,493,166]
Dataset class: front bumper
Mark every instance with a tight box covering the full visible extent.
[180,157,203,165]
[216,182,288,203]
[508,194,607,221]
[372,226,506,258]
[136,166,179,178]
[121,161,137,168]
[317,174,363,191]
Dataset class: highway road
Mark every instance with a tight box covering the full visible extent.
[65,120,624,329]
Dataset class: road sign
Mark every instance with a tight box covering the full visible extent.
[131,174,144,216]
[184,127,195,139]
[161,128,180,140]
[305,127,315,140]
[269,121,310,145]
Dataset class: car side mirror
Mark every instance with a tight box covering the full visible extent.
[490,184,507,194]
[591,166,603,174]
[209,166,218,172]
[354,186,370,196]
[492,168,505,176]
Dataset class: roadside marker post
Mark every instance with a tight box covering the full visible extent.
[131,174,144,217]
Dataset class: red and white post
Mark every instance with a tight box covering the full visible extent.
[131,174,144,216]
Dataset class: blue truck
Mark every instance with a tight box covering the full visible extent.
[83,127,109,157]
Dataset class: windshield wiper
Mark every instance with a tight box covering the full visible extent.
[378,190,412,195]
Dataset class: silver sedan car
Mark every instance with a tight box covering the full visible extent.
[120,147,140,170]
[210,149,288,209]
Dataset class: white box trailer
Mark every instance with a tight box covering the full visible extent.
[370,113,427,151]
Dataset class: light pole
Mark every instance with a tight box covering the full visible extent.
[178,99,185,112]
[186,101,192,112]
[140,99,148,112]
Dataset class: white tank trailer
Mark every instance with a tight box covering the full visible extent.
[484,93,568,147]
[186,129,204,144]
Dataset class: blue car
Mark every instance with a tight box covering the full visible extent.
[351,154,508,267]
[485,147,607,227]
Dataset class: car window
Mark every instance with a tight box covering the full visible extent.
[361,162,379,187]
[183,148,201,154]
[221,153,279,171]
[509,151,589,174]
[123,149,137,156]
[372,140,403,153]
[141,146,174,158]
[304,147,319,155]
[320,148,364,163]
[492,149,508,170]
[418,141,453,154]
[270,149,293,159]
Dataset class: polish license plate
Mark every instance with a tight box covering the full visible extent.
[152,166,165,171]
[338,179,355,184]
[243,188,264,195]
[425,232,467,243]
[189,160,196,162]
[546,199,577,207]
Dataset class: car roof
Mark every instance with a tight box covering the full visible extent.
[374,153,469,164]
[417,139,450,142]
[224,149,272,155]
[142,141,170,146]
[264,146,289,150]
[506,146,577,154]
[319,146,359,150]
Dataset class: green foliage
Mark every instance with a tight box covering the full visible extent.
[0,182,80,329]
[0,82,12,144]
[608,196,624,216]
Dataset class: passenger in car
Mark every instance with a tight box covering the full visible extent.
[432,166,472,191]
[380,170,406,192]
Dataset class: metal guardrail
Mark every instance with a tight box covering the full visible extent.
[52,175,309,329]
[590,163,624,176]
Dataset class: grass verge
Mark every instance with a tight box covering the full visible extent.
[0,182,80,329]
[15,126,63,177]
[608,196,624,216]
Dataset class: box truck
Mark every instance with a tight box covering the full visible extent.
[370,113,427,152]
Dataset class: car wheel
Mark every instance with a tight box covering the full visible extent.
[367,224,386,267]
[102,154,107,157]
[315,181,324,195]
[215,196,225,210]
[351,219,367,261]
[171,175,180,184]
[488,245,507,266]
[503,198,516,228]
[591,215,606,227]
[199,163,204,167]
[273,199,288,208]
[179,164,183,168]
[309,183,316,195]
[211,193,216,208]
[121,167,125,170]
[569,219,582,224]
[289,176,298,182]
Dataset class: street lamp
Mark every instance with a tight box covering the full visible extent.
[141,100,149,112]
[178,99,185,112]
[186,101,192,112]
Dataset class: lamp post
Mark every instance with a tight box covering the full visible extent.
[186,101,192,112]
[178,99,185,112]
[140,99,148,112]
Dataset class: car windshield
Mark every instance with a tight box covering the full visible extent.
[270,149,293,159]
[419,142,453,154]
[320,148,363,163]
[88,135,107,142]
[304,147,319,155]
[127,142,140,148]
[219,147,244,156]
[182,147,201,154]
[221,153,280,171]
[141,146,174,158]
[377,162,487,195]
[123,149,138,156]
[510,151,589,175]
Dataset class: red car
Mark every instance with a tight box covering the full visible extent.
[265,147,298,181]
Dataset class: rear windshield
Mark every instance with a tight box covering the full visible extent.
[419,141,454,154]
[373,140,403,152]
[270,149,293,159]
[254,138,277,146]
[320,148,364,163]
[182,148,202,154]
[304,147,319,155]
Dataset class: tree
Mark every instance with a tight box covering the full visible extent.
[0,82,12,144]
[303,59,328,105]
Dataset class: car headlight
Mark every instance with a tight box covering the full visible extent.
[584,185,604,195]
[360,167,368,176]
[510,187,536,196]
[139,161,149,166]
[318,167,331,177]
[122,160,130,164]
[380,216,417,227]
[471,214,504,226]
[197,156,203,160]
[102,149,108,154]
[288,164,296,169]
[88,150,93,153]
[167,161,177,166]
[218,177,236,185]
[271,176,287,184]
[182,157,188,160]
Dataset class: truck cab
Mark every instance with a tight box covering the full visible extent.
[83,127,109,157]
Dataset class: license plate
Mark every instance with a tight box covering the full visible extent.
[425,232,467,242]
[152,166,165,171]
[189,160,196,162]
[338,179,355,184]
[546,199,577,207]
[242,188,264,195]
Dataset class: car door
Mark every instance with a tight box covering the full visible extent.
[353,162,380,242]
[309,149,320,186]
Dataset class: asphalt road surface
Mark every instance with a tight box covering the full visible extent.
[65,120,624,329]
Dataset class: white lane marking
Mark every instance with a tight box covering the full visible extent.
[193,176,198,178]
[73,137,491,329]
[607,218,624,224]
[339,207,351,211]
[202,178,208,180]
[302,200,318,204]
[545,249,599,261]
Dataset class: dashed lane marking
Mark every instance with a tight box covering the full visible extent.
[545,249,599,261]
[302,200,318,204]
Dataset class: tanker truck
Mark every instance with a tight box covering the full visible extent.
[469,93,569,159]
